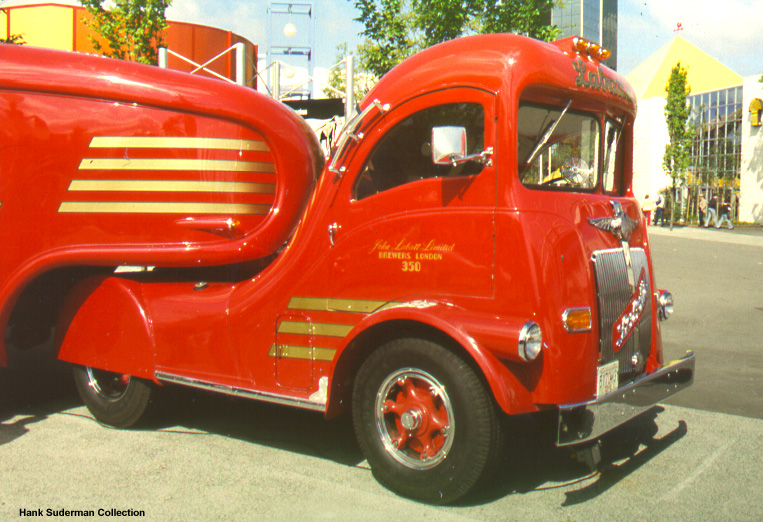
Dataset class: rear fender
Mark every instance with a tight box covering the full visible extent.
[56,277,155,380]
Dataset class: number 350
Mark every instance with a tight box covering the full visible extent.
[402,261,421,272]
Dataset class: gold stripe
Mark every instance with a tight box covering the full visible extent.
[58,202,271,214]
[267,344,336,362]
[78,158,276,173]
[277,321,353,338]
[287,297,387,314]
[90,136,270,152]
[68,180,276,194]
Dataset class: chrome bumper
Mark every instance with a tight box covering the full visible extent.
[557,351,695,446]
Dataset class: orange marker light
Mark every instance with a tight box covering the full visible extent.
[563,307,592,333]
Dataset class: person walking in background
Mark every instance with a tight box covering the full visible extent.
[653,193,665,226]
[698,193,708,227]
[716,200,734,229]
[705,195,718,227]
[642,194,654,225]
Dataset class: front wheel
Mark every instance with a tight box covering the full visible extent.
[73,366,152,428]
[352,338,503,504]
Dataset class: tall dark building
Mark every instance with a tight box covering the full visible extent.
[548,0,618,70]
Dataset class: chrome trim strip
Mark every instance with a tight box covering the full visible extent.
[57,202,270,215]
[328,99,390,176]
[276,320,354,337]
[78,158,276,173]
[67,180,276,194]
[155,371,326,411]
[90,136,270,152]
[287,296,387,314]
[268,344,336,362]
[557,351,695,446]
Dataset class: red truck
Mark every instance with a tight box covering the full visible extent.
[0,33,694,504]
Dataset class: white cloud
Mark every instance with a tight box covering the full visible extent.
[620,0,763,77]
[644,0,762,73]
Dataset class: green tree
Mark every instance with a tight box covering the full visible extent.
[662,62,692,230]
[352,0,561,78]
[353,0,415,79]
[323,43,378,101]
[81,0,172,65]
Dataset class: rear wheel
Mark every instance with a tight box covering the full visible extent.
[73,366,152,428]
[352,338,503,504]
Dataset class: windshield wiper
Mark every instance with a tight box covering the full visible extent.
[524,99,572,166]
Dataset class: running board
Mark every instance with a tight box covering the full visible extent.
[155,371,326,412]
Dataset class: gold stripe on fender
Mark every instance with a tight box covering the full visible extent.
[57,202,271,214]
[89,136,270,152]
[67,179,276,194]
[78,158,276,173]
[276,321,353,338]
[287,297,387,314]
[267,344,336,362]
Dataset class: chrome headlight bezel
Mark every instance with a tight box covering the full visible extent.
[518,321,543,362]
[656,290,674,321]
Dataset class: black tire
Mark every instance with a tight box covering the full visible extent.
[352,338,503,504]
[73,366,152,428]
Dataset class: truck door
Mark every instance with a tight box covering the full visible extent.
[316,88,497,302]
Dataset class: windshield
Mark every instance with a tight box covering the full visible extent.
[518,103,601,191]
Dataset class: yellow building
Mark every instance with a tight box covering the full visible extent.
[0,0,257,87]
[626,35,763,224]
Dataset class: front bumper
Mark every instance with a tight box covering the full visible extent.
[557,351,695,446]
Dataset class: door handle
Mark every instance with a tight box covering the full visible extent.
[328,222,341,246]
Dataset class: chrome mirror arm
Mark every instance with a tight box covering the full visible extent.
[447,147,494,168]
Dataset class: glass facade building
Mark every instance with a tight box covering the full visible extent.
[548,0,618,70]
[688,86,744,190]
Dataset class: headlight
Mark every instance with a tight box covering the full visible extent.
[657,290,674,321]
[518,322,543,361]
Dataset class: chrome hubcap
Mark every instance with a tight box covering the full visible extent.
[374,368,454,470]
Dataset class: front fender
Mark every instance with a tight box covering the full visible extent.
[332,300,541,416]
[56,276,155,380]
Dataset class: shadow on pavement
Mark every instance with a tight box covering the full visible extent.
[0,340,79,414]
[140,385,365,467]
[0,339,80,446]
[461,406,687,506]
[1,344,688,506]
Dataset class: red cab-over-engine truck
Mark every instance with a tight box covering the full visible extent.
[0,34,694,503]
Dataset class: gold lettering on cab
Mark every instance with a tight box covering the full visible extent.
[370,238,455,271]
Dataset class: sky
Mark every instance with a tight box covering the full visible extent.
[165,0,762,80]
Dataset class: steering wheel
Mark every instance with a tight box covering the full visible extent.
[560,157,593,187]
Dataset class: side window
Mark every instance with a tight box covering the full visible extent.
[354,103,484,200]
[602,118,624,194]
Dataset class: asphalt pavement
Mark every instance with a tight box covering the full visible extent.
[647,223,763,420]
[2,392,761,521]
[646,222,763,246]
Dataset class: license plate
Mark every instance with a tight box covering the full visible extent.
[596,360,619,398]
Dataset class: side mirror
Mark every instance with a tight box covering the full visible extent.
[431,126,467,165]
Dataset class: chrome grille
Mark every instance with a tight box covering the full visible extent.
[592,247,652,379]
